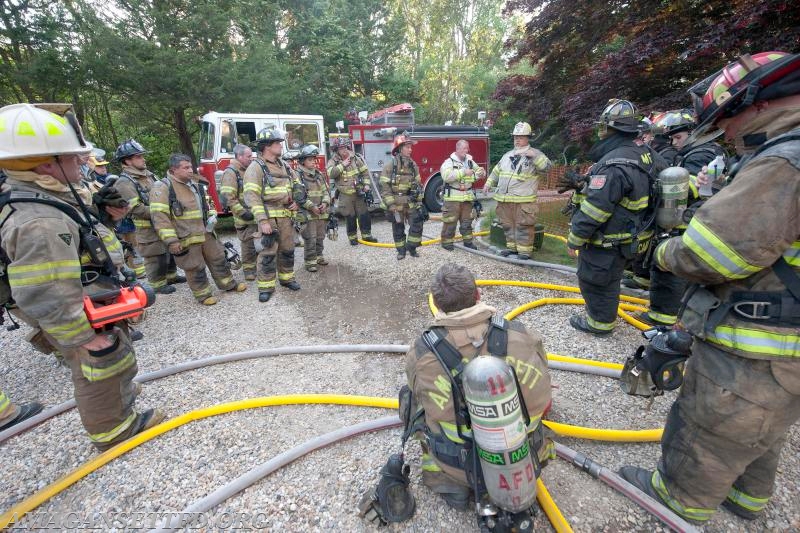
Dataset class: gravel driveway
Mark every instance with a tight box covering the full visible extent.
[1,217,797,532]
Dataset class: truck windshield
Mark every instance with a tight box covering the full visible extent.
[284,122,320,150]
[199,121,215,160]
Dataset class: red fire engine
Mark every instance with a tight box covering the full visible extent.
[196,111,327,212]
[337,104,490,213]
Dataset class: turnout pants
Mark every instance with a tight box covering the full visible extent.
[7,310,139,448]
[576,246,627,332]
[495,201,537,255]
[172,234,236,302]
[257,216,296,293]
[236,224,258,279]
[440,200,473,246]
[138,240,178,290]
[338,193,373,240]
[301,219,326,267]
[653,342,800,523]
[0,389,19,426]
[645,268,688,325]
[386,203,423,251]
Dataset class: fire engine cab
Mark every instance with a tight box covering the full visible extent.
[197,111,326,211]
[337,104,490,213]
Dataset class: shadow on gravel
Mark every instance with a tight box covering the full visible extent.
[293,263,421,341]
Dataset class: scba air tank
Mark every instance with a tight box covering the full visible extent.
[462,356,537,513]
[655,166,690,230]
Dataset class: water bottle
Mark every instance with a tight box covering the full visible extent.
[702,155,724,197]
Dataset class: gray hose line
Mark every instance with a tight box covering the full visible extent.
[149,415,403,533]
[548,361,622,379]
[0,345,620,444]
[555,442,700,533]
[0,344,408,444]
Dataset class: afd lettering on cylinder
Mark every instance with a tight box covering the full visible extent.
[463,356,538,513]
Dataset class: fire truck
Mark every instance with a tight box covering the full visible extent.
[336,104,490,213]
[196,111,326,211]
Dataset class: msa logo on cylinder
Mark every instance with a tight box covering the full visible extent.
[468,397,519,419]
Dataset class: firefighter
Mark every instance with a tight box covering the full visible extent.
[150,154,246,305]
[292,145,331,272]
[403,263,553,510]
[620,51,800,525]
[483,122,552,260]
[327,137,376,245]
[0,103,163,450]
[113,138,185,291]
[634,110,729,326]
[243,128,301,303]
[439,140,485,250]
[567,99,665,336]
[89,153,110,185]
[0,391,42,431]
[219,144,257,281]
[379,133,424,260]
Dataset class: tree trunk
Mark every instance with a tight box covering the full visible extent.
[173,108,196,165]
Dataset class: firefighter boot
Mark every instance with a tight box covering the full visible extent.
[362,236,378,243]
[407,246,419,258]
[94,408,166,452]
[442,243,455,251]
[259,292,272,303]
[397,245,406,260]
[168,274,187,285]
[155,285,176,295]
[499,249,517,257]
[569,315,613,337]
[316,257,329,265]
[281,280,301,291]
[462,241,477,250]
[518,253,531,260]
[721,494,761,520]
[618,467,705,526]
[201,296,218,306]
[227,282,248,293]
[0,402,44,431]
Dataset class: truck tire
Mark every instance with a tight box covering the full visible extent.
[424,174,444,213]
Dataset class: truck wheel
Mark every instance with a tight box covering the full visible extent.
[424,174,444,213]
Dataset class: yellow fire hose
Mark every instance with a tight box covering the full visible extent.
[2,280,659,530]
[0,394,661,530]
[357,230,568,247]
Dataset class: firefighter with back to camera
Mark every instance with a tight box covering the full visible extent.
[359,263,553,532]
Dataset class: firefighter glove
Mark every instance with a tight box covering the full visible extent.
[93,184,129,209]
[240,210,255,222]
[556,170,587,194]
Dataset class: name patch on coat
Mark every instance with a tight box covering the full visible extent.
[588,175,607,189]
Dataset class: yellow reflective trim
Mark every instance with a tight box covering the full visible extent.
[783,241,800,266]
[619,196,648,210]
[88,412,137,443]
[44,316,94,342]
[8,265,82,287]
[243,183,262,193]
[17,121,35,136]
[652,471,715,521]
[149,202,170,213]
[45,121,64,136]
[133,219,152,228]
[8,259,79,274]
[587,316,615,331]
[707,326,800,357]
[180,235,207,247]
[175,210,202,220]
[580,200,611,223]
[0,117,5,132]
[439,421,471,443]
[277,272,294,281]
[0,392,11,415]
[567,232,587,247]
[683,219,762,279]
[726,487,768,512]
[257,280,276,289]
[128,197,140,208]
[81,351,136,382]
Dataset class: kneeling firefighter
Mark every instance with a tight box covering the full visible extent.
[360,263,553,531]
